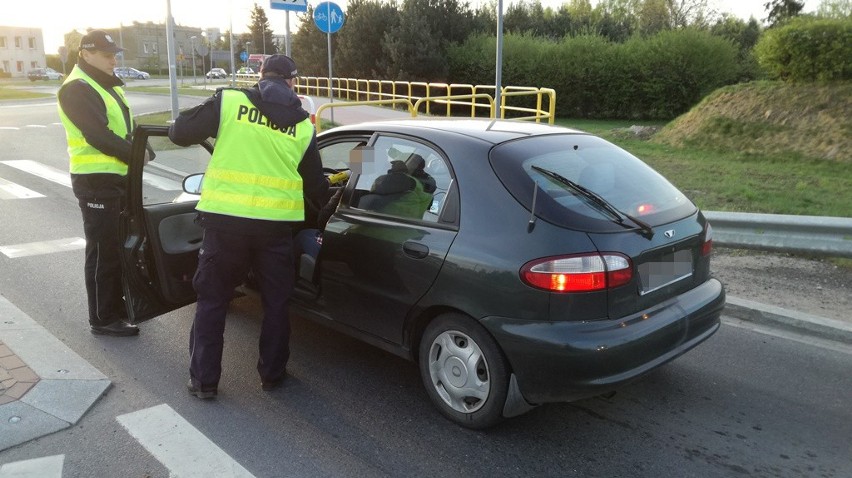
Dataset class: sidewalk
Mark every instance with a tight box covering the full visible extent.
[0,295,110,452]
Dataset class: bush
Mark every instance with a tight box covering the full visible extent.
[754,17,852,82]
[448,29,740,120]
[620,29,740,118]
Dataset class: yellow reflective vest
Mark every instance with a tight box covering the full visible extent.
[197,89,314,221]
[57,66,131,175]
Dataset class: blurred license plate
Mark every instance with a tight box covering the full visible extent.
[638,249,693,295]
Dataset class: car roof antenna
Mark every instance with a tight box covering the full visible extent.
[527,180,539,233]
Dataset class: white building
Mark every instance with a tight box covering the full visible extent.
[0,26,46,78]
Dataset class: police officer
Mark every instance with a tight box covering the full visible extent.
[57,30,145,337]
[169,55,329,398]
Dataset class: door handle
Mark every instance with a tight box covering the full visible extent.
[403,241,429,259]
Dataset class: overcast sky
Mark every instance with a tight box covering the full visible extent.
[4,0,820,53]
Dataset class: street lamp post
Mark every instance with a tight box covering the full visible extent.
[201,32,207,89]
[190,36,197,85]
[245,41,252,72]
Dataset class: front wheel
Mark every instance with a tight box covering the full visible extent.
[419,313,509,429]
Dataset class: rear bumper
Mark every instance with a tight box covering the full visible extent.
[481,278,724,404]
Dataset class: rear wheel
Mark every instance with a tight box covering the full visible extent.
[419,313,509,429]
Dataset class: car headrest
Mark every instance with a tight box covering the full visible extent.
[405,154,426,174]
[372,171,416,195]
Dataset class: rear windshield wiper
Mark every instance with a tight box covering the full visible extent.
[531,165,654,239]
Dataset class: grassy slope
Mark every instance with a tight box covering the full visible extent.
[655,81,851,163]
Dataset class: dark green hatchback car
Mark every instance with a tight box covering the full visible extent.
[122,119,724,429]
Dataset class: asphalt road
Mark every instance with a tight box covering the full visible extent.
[0,88,850,477]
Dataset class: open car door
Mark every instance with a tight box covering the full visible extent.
[121,125,212,323]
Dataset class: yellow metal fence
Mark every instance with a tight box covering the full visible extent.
[235,74,556,129]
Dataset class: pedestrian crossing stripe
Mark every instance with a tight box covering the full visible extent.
[0,454,64,477]
[0,237,86,258]
[117,404,256,478]
[0,160,183,191]
[0,160,71,188]
[0,177,44,199]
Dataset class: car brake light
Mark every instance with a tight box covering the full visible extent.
[635,203,655,215]
[520,253,633,292]
[701,223,713,257]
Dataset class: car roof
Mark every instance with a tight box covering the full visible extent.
[324,118,586,146]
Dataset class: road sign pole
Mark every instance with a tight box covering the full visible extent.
[285,11,291,57]
[327,29,334,124]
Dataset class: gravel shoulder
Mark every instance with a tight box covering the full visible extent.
[711,247,851,324]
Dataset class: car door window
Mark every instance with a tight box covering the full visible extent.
[318,138,368,171]
[351,136,452,223]
[141,139,211,206]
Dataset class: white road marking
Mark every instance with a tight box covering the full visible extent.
[0,237,86,258]
[0,454,64,478]
[117,404,256,478]
[25,125,48,128]
[0,177,44,199]
[0,160,70,188]
[1,160,181,191]
[143,171,182,191]
[0,127,20,131]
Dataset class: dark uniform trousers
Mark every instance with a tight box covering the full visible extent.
[77,196,126,326]
[190,227,295,388]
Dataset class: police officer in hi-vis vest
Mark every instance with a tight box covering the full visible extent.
[169,55,330,398]
[58,30,149,337]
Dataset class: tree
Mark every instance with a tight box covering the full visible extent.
[335,0,401,78]
[596,0,640,41]
[637,0,672,35]
[816,0,852,18]
[248,3,277,55]
[764,0,805,26]
[710,14,763,80]
[381,0,477,80]
[666,0,713,29]
[292,6,336,76]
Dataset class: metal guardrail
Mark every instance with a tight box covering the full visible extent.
[705,211,852,258]
[235,74,556,124]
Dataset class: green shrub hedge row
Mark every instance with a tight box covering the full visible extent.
[755,17,852,82]
[448,29,740,119]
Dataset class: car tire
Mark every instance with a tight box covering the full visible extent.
[419,313,510,429]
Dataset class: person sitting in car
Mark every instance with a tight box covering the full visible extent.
[360,160,433,219]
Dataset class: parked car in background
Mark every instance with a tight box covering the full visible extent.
[206,68,228,79]
[122,119,725,429]
[114,67,150,80]
[236,67,255,75]
[27,67,64,81]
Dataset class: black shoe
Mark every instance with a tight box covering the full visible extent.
[261,374,287,392]
[90,321,139,337]
[187,379,217,399]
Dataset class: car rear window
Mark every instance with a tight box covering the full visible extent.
[490,134,696,231]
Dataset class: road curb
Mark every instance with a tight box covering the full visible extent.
[0,295,110,451]
[725,295,852,345]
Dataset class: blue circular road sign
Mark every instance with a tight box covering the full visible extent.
[314,1,345,34]
[240,50,248,62]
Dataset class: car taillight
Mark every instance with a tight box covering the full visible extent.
[520,253,633,293]
[701,223,713,257]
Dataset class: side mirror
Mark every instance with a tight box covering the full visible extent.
[182,173,204,195]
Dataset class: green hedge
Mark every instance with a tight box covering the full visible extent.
[448,29,739,119]
[755,17,852,82]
